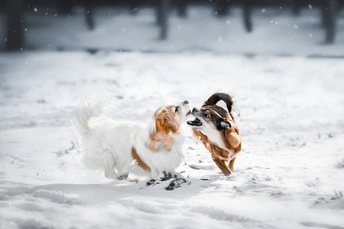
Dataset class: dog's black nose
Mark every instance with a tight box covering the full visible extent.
[192,108,199,113]
[183,100,189,105]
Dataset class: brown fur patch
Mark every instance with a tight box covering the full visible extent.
[155,109,179,134]
[147,106,182,152]
[131,148,151,171]
[223,126,241,152]
[202,105,230,119]
[218,114,241,153]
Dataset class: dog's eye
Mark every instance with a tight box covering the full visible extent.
[175,107,179,112]
[204,114,209,118]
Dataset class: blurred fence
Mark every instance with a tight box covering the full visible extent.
[2,0,343,51]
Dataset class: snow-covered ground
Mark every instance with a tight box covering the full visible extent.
[0,6,344,55]
[0,51,344,229]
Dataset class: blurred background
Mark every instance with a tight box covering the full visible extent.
[1,0,344,56]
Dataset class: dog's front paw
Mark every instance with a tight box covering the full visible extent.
[146,179,160,186]
[222,171,232,176]
[160,171,176,181]
[165,178,188,191]
[160,171,183,181]
[222,168,233,176]
[117,173,129,180]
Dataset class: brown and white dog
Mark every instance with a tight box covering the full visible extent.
[72,98,190,180]
[187,93,242,176]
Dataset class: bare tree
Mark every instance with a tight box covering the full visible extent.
[323,0,338,43]
[291,0,301,16]
[177,0,187,18]
[6,0,24,51]
[85,1,95,30]
[156,0,169,40]
[214,0,229,17]
[243,0,252,32]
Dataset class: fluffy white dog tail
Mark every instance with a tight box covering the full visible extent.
[72,98,111,138]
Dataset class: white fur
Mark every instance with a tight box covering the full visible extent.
[72,98,190,180]
[199,122,229,152]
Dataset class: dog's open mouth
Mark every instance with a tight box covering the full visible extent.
[187,116,202,126]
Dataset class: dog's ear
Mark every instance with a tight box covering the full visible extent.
[155,109,179,133]
[203,93,233,113]
[219,121,231,130]
[163,114,179,133]
[155,109,167,120]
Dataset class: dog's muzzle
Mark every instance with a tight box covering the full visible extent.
[187,108,202,126]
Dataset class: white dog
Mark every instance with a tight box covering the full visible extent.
[72,98,190,180]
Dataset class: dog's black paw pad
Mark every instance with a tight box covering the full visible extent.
[161,171,174,181]
[165,178,188,191]
[146,179,160,186]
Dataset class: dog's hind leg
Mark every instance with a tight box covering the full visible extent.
[212,157,232,176]
[103,152,117,179]
[228,157,236,173]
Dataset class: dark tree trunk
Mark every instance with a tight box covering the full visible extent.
[6,0,24,51]
[129,0,140,15]
[156,0,169,40]
[156,1,161,25]
[243,0,252,32]
[85,1,95,30]
[322,0,327,27]
[291,0,301,16]
[324,0,338,44]
[177,0,187,18]
[214,0,229,17]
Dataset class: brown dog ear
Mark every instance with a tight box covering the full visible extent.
[164,115,179,133]
[203,93,233,113]
[155,109,179,133]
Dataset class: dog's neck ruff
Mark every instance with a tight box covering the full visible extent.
[143,118,181,152]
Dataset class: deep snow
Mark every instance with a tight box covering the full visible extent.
[0,51,344,229]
